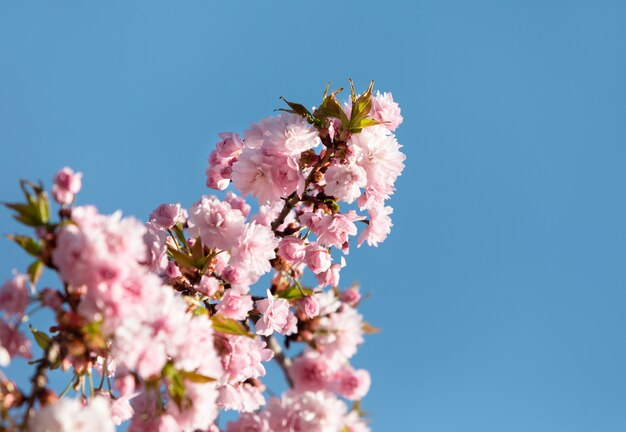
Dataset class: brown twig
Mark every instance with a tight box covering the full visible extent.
[263,335,293,388]
[270,140,336,233]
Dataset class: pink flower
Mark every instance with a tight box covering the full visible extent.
[335,367,371,401]
[316,257,346,288]
[250,202,289,227]
[231,148,282,204]
[343,410,371,432]
[266,390,347,432]
[306,210,364,251]
[227,412,270,432]
[217,383,265,413]
[206,164,231,190]
[304,243,332,274]
[340,287,361,306]
[52,167,82,205]
[232,147,304,204]
[205,133,244,191]
[144,221,168,274]
[298,295,320,319]
[197,275,221,297]
[230,223,278,279]
[0,320,31,364]
[149,203,182,229]
[165,261,182,279]
[109,392,137,426]
[324,163,367,204]
[370,91,403,131]
[220,265,254,294]
[255,290,290,336]
[167,381,219,431]
[358,205,393,247]
[218,334,273,383]
[216,289,253,321]
[244,114,320,156]
[281,312,298,336]
[225,191,251,218]
[277,236,307,264]
[0,273,29,318]
[289,351,335,392]
[30,397,114,432]
[314,304,364,362]
[187,195,245,251]
[215,132,244,158]
[351,126,405,208]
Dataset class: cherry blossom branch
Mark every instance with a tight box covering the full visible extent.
[270,137,336,233]
[21,341,58,429]
[263,335,293,388]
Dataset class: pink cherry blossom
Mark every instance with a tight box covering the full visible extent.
[52,167,82,205]
[335,367,371,401]
[0,273,29,318]
[298,295,320,319]
[197,275,221,297]
[289,351,336,392]
[225,191,251,218]
[226,412,271,432]
[217,382,266,413]
[255,290,290,336]
[230,222,278,279]
[149,203,182,229]
[351,126,405,208]
[358,205,393,247]
[305,210,364,251]
[277,236,307,264]
[187,195,245,251]
[314,304,364,362]
[340,286,361,306]
[0,319,31,363]
[304,243,332,274]
[370,90,403,131]
[216,289,253,321]
[30,397,114,432]
[218,334,273,383]
[324,163,367,204]
[266,390,347,432]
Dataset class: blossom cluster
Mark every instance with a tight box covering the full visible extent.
[0,81,404,431]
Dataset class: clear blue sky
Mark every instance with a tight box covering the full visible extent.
[1,1,626,431]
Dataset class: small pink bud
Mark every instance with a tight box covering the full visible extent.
[52,167,82,206]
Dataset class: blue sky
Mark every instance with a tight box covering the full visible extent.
[1,1,626,431]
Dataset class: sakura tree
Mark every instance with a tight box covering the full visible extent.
[0,81,405,431]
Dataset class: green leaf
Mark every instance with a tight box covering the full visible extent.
[210,315,255,338]
[276,285,314,300]
[30,326,50,350]
[180,370,216,383]
[4,181,50,228]
[27,260,44,284]
[7,235,42,257]
[190,236,204,262]
[315,88,349,129]
[168,247,196,270]
[348,80,375,133]
[279,97,313,119]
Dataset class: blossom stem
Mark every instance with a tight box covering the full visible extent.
[263,335,293,388]
[20,341,57,429]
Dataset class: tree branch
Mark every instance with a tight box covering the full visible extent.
[263,335,293,388]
